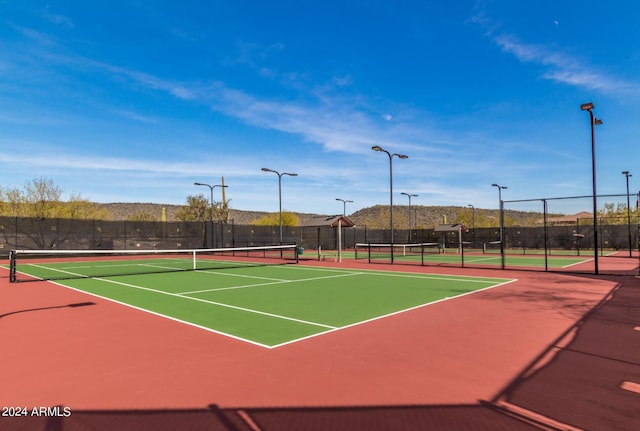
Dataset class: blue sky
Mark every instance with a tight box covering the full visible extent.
[1,1,638,216]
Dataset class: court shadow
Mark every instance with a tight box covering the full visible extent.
[0,403,544,431]
[0,302,95,320]
[490,275,640,430]
[2,275,636,430]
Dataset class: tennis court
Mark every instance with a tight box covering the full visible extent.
[351,243,591,269]
[7,248,514,348]
[3,246,636,430]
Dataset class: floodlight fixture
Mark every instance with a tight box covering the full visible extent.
[371,145,409,260]
[581,101,602,274]
[580,102,594,111]
[194,181,228,247]
[262,167,298,243]
[336,198,353,216]
[401,193,418,238]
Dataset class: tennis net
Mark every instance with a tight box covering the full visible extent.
[8,244,299,282]
[355,242,441,264]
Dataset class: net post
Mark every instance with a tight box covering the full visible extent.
[193,250,197,270]
[9,250,16,283]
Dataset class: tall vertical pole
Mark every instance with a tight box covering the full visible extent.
[591,112,598,274]
[262,168,297,244]
[372,146,408,263]
[278,174,283,243]
[581,102,601,275]
[336,198,353,250]
[209,187,214,248]
[194,182,228,248]
[492,184,507,269]
[622,171,632,257]
[402,193,418,242]
[389,155,394,250]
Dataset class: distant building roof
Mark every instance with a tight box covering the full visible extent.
[300,215,356,228]
[434,223,466,232]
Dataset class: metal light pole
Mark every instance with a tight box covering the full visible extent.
[335,198,353,253]
[335,198,353,216]
[581,102,602,274]
[194,182,228,248]
[262,168,297,244]
[467,204,475,248]
[492,183,507,269]
[401,192,418,242]
[622,171,632,257]
[372,145,408,263]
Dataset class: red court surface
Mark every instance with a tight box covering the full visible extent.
[1,255,638,430]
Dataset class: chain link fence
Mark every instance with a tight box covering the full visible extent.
[2,197,637,276]
[2,214,637,257]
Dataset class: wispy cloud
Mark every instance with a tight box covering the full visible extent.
[493,34,640,95]
[469,8,640,98]
[45,12,74,28]
[0,147,262,178]
[3,26,454,158]
[89,61,446,156]
[99,64,198,101]
[9,24,56,46]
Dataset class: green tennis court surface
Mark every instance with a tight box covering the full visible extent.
[430,253,588,267]
[11,258,514,348]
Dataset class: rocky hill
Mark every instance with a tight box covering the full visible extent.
[350,204,550,228]
[97,203,323,225]
[97,202,546,228]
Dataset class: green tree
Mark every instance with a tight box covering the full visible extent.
[0,178,108,219]
[59,195,110,219]
[214,199,231,223]
[599,202,636,225]
[175,194,209,222]
[253,211,299,226]
[128,212,157,222]
[0,187,27,217]
[176,193,233,225]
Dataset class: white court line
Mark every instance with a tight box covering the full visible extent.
[350,270,509,284]
[179,272,364,295]
[25,263,336,330]
[271,278,518,348]
[41,279,276,349]
[283,263,514,283]
[32,259,188,272]
[195,270,289,283]
[22,262,517,349]
[561,258,593,269]
[179,279,289,295]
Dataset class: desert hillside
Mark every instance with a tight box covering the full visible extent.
[97,202,545,229]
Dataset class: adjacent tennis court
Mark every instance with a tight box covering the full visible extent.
[351,243,591,269]
[7,249,515,348]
